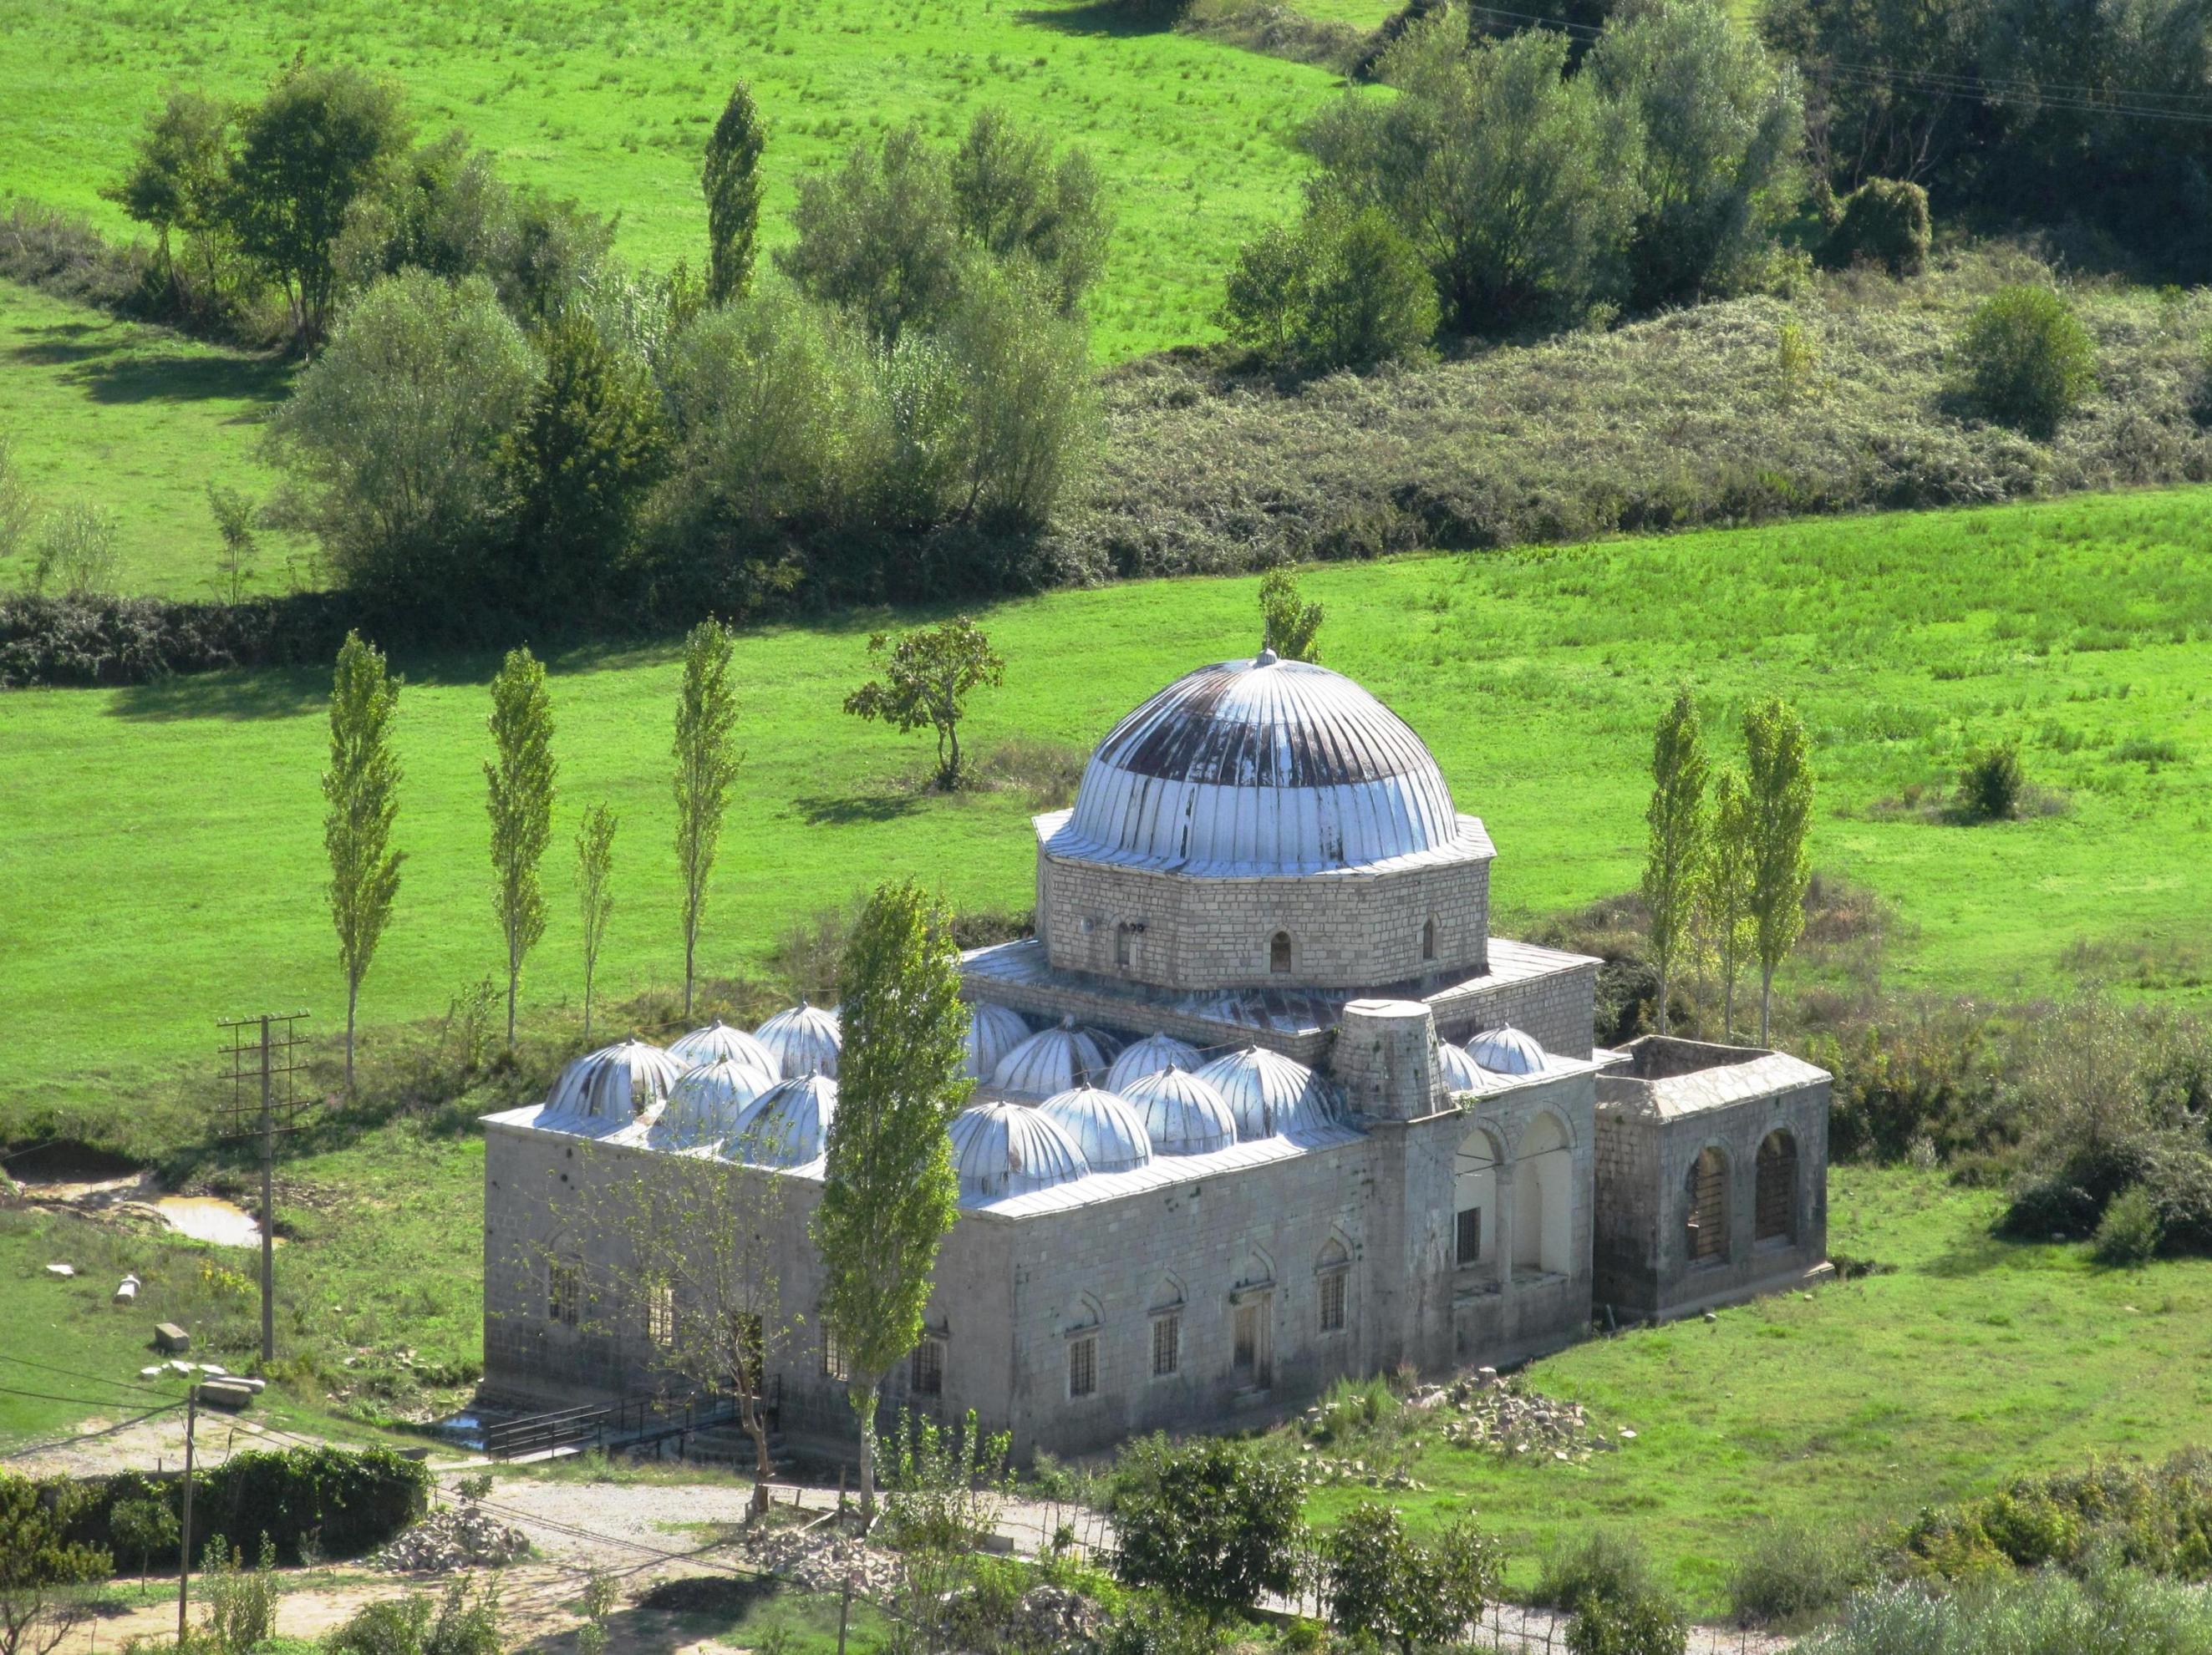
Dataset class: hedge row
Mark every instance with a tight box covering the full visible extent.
[0,591,357,688]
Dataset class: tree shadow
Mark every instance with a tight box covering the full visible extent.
[1015,0,1179,36]
[794,792,927,826]
[74,351,293,408]
[1920,1230,2032,1278]
[106,665,332,723]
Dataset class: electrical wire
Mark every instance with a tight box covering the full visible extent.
[0,1399,186,1463]
[0,1351,177,1399]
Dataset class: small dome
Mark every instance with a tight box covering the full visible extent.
[755,999,842,1079]
[991,1018,1111,1099]
[1194,1046,1335,1140]
[648,1056,775,1152]
[668,1018,781,1085]
[949,1103,1090,1201]
[1121,1066,1238,1157]
[1039,1087,1154,1175]
[544,1038,687,1126]
[1437,1041,1501,1094]
[1470,1027,1548,1077]
[964,1003,1035,1082]
[728,1073,838,1168]
[1104,1031,1203,1094]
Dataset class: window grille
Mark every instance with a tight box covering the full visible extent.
[1456,1206,1483,1267]
[644,1282,674,1347]
[1069,1334,1099,1399]
[912,1335,945,1396]
[1756,1132,1798,1242]
[1152,1313,1181,1377]
[1318,1271,1347,1333]
[823,1325,850,1381]
[548,1260,580,1327]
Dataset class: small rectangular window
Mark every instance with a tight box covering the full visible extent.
[1456,1206,1483,1267]
[822,1325,849,1382]
[1318,1272,1346,1333]
[644,1282,674,1348]
[549,1260,581,1328]
[1152,1313,1181,1378]
[1115,926,1132,968]
[911,1335,945,1396]
[1069,1334,1099,1399]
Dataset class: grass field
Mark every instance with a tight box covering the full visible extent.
[0,0,1346,362]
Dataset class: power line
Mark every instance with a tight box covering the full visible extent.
[0,1399,186,1461]
[0,1352,176,1399]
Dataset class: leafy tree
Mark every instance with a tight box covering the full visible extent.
[226,63,412,347]
[324,630,404,1089]
[1223,202,1437,371]
[1742,694,1813,1043]
[1642,688,1708,1037]
[1567,1586,1690,1655]
[934,265,1098,531]
[948,107,1109,315]
[335,129,509,292]
[1759,0,1984,191]
[1108,1436,1305,1615]
[843,617,1006,790]
[107,1495,175,1597]
[267,270,539,608]
[1958,740,2024,822]
[1957,287,2098,439]
[812,879,973,1519]
[703,80,765,306]
[1219,221,1313,365]
[0,1475,109,1655]
[574,802,617,1043]
[27,503,119,599]
[673,618,742,1017]
[102,90,241,312]
[780,122,964,347]
[486,646,557,1048]
[1822,177,1930,277]
[1259,566,1324,662]
[1324,1501,1501,1653]
[206,484,259,605]
[1705,765,1756,1039]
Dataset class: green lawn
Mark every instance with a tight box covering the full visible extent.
[0,0,1342,362]
[7,485,2212,1144]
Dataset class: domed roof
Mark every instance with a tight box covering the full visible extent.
[648,1055,776,1151]
[949,1102,1091,1201]
[1193,1046,1335,1140]
[1437,1041,1502,1094]
[668,1018,781,1085]
[1055,654,1462,876]
[964,1002,1035,1082]
[1121,1066,1238,1157]
[1469,1027,1548,1077]
[755,999,842,1079]
[1104,1031,1203,1094]
[728,1073,838,1168]
[1039,1086,1155,1175]
[991,1018,1111,1098]
[544,1037,688,1126]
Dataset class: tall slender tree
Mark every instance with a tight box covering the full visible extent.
[486,647,557,1048]
[575,803,617,1044]
[1743,696,1814,1043]
[812,879,972,1520]
[702,80,765,306]
[673,619,742,1017]
[1705,765,1756,1040]
[323,631,404,1089]
[1641,687,1708,1037]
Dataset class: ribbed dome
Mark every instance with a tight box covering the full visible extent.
[544,1038,688,1126]
[1437,1041,1501,1094]
[728,1073,838,1168]
[669,1018,781,1086]
[949,1102,1091,1201]
[648,1056,775,1151]
[1056,655,1460,875]
[991,1018,1111,1098]
[755,999,842,1079]
[1039,1086,1155,1175]
[1194,1046,1335,1140]
[1104,1031,1203,1094]
[1470,1027,1548,1077]
[1121,1066,1238,1157]
[964,1002,1035,1082]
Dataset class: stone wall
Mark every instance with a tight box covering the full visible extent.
[1431,948,1600,1060]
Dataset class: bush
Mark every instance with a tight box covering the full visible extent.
[0,590,355,688]
[1222,202,1436,373]
[1823,179,1930,277]
[1106,1436,1304,1615]
[324,1577,504,1655]
[1956,287,2098,439]
[1539,1529,1660,1610]
[1729,1521,1873,1625]
[28,502,121,599]
[1322,1501,1500,1652]
[1802,1566,2212,1655]
[2095,1184,2165,1267]
[1567,1587,1691,1655]
[1957,742,2024,821]
[1096,1597,1225,1655]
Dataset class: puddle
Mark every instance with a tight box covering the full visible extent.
[16,1170,275,1248]
[154,1196,274,1248]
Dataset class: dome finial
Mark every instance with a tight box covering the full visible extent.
[1255,644,1279,667]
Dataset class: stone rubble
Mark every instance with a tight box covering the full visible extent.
[734,1519,900,1598]
[372,1507,534,1573]
[1294,1369,1623,1485]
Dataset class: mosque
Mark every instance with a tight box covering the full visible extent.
[482,650,1831,1456]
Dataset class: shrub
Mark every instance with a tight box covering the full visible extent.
[1957,742,2024,821]
[57,1446,431,1566]
[1222,201,1436,372]
[324,1577,504,1655]
[1823,179,1930,277]
[28,502,121,599]
[2096,1184,2165,1267]
[1801,1566,2212,1655]
[1729,1521,1873,1625]
[1096,1597,1225,1655]
[1107,1436,1304,1615]
[1956,287,2098,438]
[201,1535,278,1654]
[1539,1528,1660,1610]
[1567,1587,1691,1655]
[1322,1501,1501,1652]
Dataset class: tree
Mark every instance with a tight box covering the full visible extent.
[325,630,404,1090]
[780,122,965,347]
[486,647,557,1048]
[1221,202,1437,372]
[934,267,1098,531]
[574,803,617,1044]
[1641,687,1708,1037]
[1109,1436,1306,1615]
[673,619,742,1018]
[1742,695,1813,1043]
[0,1475,109,1655]
[703,80,765,306]
[226,64,412,348]
[207,484,259,605]
[1956,287,2098,439]
[27,504,119,599]
[1324,1501,1501,1653]
[102,90,240,312]
[105,1496,175,1599]
[1259,567,1324,663]
[948,108,1109,315]
[1219,221,1314,365]
[812,879,973,1519]
[1704,766,1756,1040]
[843,617,1006,790]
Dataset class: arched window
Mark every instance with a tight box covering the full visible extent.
[1421,917,1437,962]
[1686,1147,1730,1263]
[1453,1128,1500,1272]
[1315,1236,1351,1333]
[1149,1277,1185,1379]
[1269,931,1293,974]
[1513,1113,1573,1277]
[1756,1130,1798,1243]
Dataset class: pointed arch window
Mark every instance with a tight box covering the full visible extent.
[1421,917,1437,962]
[1269,931,1293,974]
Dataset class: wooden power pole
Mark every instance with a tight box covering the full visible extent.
[175,1385,198,1641]
[216,1011,312,1364]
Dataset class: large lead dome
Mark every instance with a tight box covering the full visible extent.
[1058,653,1459,875]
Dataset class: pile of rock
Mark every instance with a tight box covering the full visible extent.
[736,1520,899,1599]
[1002,1584,1102,1649]
[1429,1370,1630,1463]
[373,1507,533,1572]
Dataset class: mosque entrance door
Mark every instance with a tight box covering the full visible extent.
[1232,1296,1274,1389]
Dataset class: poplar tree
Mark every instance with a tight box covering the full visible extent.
[673,619,742,1017]
[703,80,765,306]
[486,647,557,1048]
[812,879,972,1520]
[575,803,617,1044]
[1706,766,1756,1041]
[1744,696,1814,1043]
[1641,687,1708,1037]
[323,631,404,1090]
[1259,566,1324,662]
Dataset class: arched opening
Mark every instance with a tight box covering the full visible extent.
[1269,931,1293,974]
[1315,1236,1351,1333]
[1421,917,1437,962]
[1756,1130,1798,1243]
[1231,1251,1274,1389]
[1513,1112,1573,1278]
[1453,1127,1500,1275]
[1686,1147,1730,1263]
[1149,1276,1185,1379]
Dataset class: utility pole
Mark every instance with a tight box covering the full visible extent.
[216,1011,311,1365]
[176,1385,198,1642]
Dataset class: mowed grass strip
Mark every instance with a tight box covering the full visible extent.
[5,485,2212,1141]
